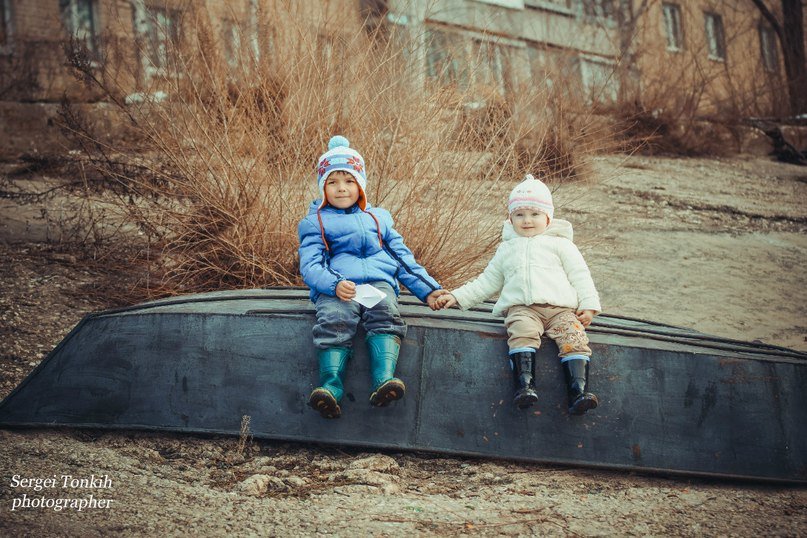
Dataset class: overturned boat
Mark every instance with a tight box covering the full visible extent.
[1,288,805,483]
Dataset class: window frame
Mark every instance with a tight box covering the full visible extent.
[425,28,471,91]
[703,11,726,62]
[661,2,684,52]
[580,0,618,25]
[579,54,619,105]
[60,0,100,58]
[222,18,242,68]
[527,44,583,95]
[469,38,513,99]
[141,5,182,78]
[0,0,12,55]
[248,0,260,63]
[425,26,520,102]
[758,22,778,72]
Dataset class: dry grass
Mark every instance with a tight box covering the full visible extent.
[234,415,253,460]
[53,3,610,298]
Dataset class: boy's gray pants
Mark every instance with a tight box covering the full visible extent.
[312,281,406,349]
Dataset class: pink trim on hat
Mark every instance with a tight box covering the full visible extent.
[508,197,552,206]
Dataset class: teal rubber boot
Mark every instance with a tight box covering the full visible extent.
[367,334,405,407]
[308,347,351,419]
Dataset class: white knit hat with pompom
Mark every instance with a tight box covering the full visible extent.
[507,174,554,221]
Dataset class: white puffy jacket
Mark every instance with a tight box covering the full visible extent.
[451,219,601,317]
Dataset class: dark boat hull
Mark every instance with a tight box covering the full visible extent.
[1,289,805,483]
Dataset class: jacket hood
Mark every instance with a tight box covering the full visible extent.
[307,200,374,215]
[501,218,573,241]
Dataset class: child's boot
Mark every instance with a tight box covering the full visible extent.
[562,357,598,415]
[367,334,405,407]
[308,347,351,419]
[510,351,539,409]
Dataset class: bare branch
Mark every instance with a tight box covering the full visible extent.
[749,0,784,42]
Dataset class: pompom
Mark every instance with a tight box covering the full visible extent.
[328,135,350,150]
[524,173,536,181]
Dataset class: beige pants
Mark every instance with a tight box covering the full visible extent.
[505,304,591,357]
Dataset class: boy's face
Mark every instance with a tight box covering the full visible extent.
[324,171,361,209]
[510,208,549,237]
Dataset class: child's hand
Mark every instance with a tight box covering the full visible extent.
[336,280,356,301]
[426,289,449,310]
[434,293,458,310]
[575,309,595,327]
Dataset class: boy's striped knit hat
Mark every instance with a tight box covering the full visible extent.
[316,135,367,209]
[507,174,554,221]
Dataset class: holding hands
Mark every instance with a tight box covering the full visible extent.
[426,289,450,310]
[575,309,596,327]
[433,292,458,310]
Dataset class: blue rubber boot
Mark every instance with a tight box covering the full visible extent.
[367,334,405,407]
[308,347,351,419]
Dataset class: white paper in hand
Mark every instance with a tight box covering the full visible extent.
[352,284,387,309]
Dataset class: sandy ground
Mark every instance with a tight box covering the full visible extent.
[0,153,806,536]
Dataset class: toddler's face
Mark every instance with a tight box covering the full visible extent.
[510,208,549,237]
[324,171,360,209]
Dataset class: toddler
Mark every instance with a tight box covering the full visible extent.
[298,135,445,418]
[436,174,601,415]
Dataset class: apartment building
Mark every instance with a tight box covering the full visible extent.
[0,0,801,154]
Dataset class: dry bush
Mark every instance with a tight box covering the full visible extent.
[56,3,607,297]
[608,45,731,156]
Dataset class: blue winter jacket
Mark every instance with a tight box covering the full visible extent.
[298,200,441,303]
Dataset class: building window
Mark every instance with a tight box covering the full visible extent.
[581,0,617,22]
[425,28,514,101]
[580,56,618,104]
[144,7,180,72]
[425,29,470,90]
[0,0,10,50]
[222,19,242,67]
[759,23,778,72]
[248,0,260,62]
[60,0,99,55]
[470,39,511,98]
[662,3,683,51]
[704,12,726,61]
[528,45,582,96]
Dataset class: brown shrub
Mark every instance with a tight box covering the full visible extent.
[53,3,608,298]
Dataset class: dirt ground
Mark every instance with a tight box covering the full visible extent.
[1,153,806,536]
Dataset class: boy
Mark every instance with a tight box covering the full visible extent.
[435,174,601,415]
[299,135,445,419]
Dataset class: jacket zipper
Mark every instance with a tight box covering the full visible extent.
[358,211,368,274]
[525,239,532,302]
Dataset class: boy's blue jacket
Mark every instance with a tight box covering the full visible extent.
[298,200,440,303]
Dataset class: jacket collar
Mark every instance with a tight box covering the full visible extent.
[308,200,372,216]
[501,218,574,242]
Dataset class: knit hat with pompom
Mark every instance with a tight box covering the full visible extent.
[507,174,554,222]
[316,135,367,209]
